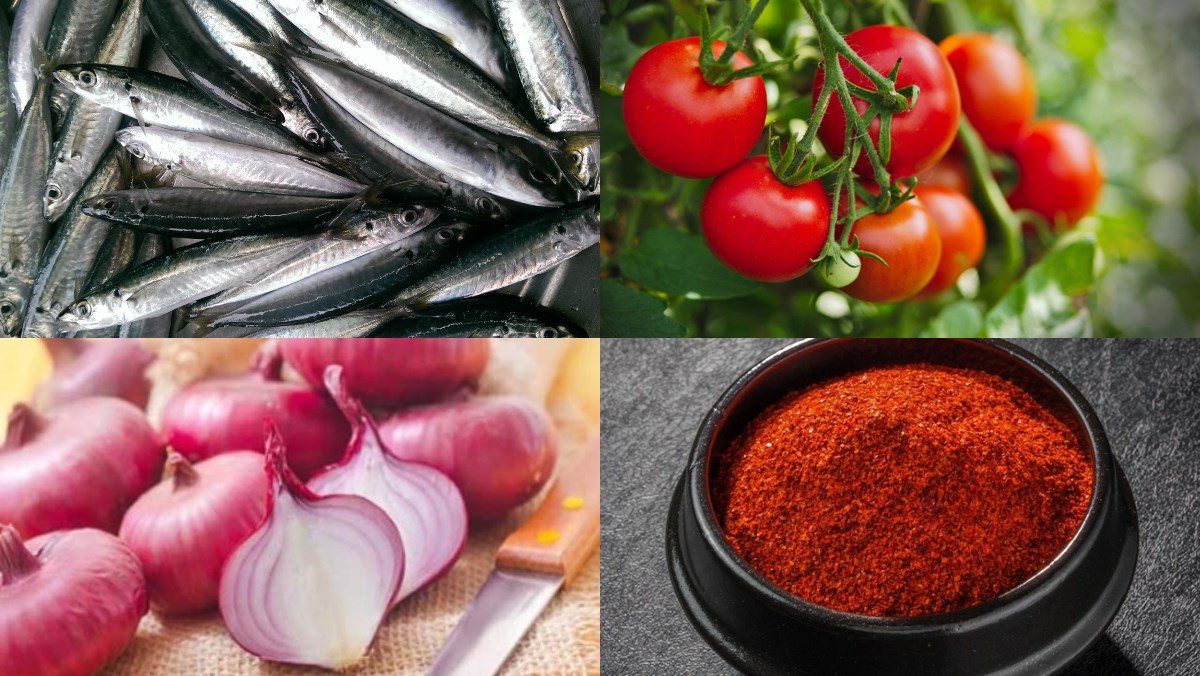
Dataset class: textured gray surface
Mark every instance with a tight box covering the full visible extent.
[600,339,1200,675]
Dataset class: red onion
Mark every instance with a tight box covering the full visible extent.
[119,452,268,615]
[160,342,349,479]
[0,399,164,538]
[36,339,154,409]
[379,396,558,520]
[0,526,148,675]
[278,338,491,407]
[219,425,405,670]
[310,366,467,605]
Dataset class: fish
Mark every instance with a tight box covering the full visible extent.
[553,0,598,93]
[53,64,329,164]
[8,0,56,115]
[193,203,440,316]
[70,223,139,337]
[115,126,365,197]
[371,294,587,336]
[209,220,477,327]
[267,0,569,151]
[225,0,304,45]
[284,51,568,208]
[145,0,278,120]
[118,234,174,337]
[0,76,52,335]
[374,0,515,90]
[56,232,315,330]
[81,187,352,238]
[21,150,123,337]
[0,10,15,178]
[384,201,598,307]
[43,0,143,221]
[43,0,121,116]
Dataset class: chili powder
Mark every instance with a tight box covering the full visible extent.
[713,362,1093,617]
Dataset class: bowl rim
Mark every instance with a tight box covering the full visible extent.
[685,338,1112,631]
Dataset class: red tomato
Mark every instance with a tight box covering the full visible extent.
[914,187,986,296]
[940,33,1037,152]
[916,153,971,196]
[701,156,831,282]
[623,37,767,179]
[842,198,941,303]
[1007,119,1103,226]
[813,25,960,178]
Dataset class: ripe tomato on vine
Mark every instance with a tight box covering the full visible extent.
[841,199,942,303]
[940,33,1037,152]
[1007,119,1104,227]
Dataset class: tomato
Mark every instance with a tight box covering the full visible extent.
[916,153,971,196]
[818,250,861,288]
[1007,119,1103,226]
[914,187,985,297]
[623,37,767,179]
[841,198,941,303]
[813,25,960,178]
[701,156,831,282]
[939,34,1037,152]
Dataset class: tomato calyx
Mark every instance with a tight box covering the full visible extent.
[767,127,844,187]
[698,0,795,86]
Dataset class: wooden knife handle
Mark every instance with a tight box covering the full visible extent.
[497,432,600,584]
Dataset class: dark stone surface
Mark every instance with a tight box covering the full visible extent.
[600,339,1200,675]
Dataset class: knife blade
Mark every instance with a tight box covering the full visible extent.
[429,431,601,676]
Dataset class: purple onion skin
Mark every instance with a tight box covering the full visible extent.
[36,340,154,410]
[0,526,148,676]
[0,398,165,538]
[119,452,268,615]
[278,338,491,407]
[378,396,558,520]
[159,343,349,479]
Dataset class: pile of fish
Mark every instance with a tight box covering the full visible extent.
[0,0,599,338]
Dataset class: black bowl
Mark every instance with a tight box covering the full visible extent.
[666,339,1139,675]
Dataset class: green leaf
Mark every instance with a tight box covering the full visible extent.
[617,227,762,300]
[600,279,687,337]
[600,25,644,90]
[921,300,985,337]
[985,236,1097,337]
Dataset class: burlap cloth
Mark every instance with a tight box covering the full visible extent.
[99,339,599,675]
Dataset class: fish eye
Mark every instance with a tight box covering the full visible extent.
[475,197,495,212]
[79,70,97,88]
[112,289,122,298]
[570,151,584,168]
[436,229,454,243]
[537,328,558,338]
[75,302,90,317]
[400,210,418,225]
[46,185,62,201]
[124,81,134,92]
[127,144,145,159]
[303,127,321,144]
[0,302,12,316]
[555,225,568,236]
[102,199,117,210]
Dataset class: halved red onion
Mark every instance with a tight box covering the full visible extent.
[160,341,349,479]
[119,451,268,615]
[218,425,404,670]
[310,365,467,605]
[0,526,148,674]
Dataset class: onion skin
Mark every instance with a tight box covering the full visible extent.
[0,526,148,676]
[159,342,348,479]
[278,338,491,407]
[310,366,467,604]
[379,396,558,520]
[0,399,165,538]
[218,425,405,670]
[119,452,268,615]
[36,340,154,410]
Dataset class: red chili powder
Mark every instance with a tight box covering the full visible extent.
[713,362,1094,617]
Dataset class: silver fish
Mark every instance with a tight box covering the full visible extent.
[375,0,514,90]
[54,64,327,162]
[0,77,51,335]
[70,223,138,337]
[22,150,122,337]
[56,233,314,330]
[118,235,174,338]
[115,126,364,197]
[8,0,56,115]
[490,0,594,134]
[225,0,303,45]
[242,307,402,337]
[44,0,121,115]
[372,295,586,337]
[142,39,184,80]
[288,53,565,207]
[0,10,15,176]
[267,0,561,150]
[44,0,143,221]
[194,204,439,315]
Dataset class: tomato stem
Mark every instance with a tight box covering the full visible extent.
[957,118,1025,301]
[698,0,792,86]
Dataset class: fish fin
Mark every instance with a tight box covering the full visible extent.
[435,32,456,47]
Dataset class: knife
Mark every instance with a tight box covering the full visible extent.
[428,431,601,676]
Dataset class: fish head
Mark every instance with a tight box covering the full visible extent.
[115,129,163,167]
[53,66,106,97]
[471,194,508,223]
[431,222,470,249]
[552,205,600,254]
[58,291,125,331]
[43,177,70,221]
[0,287,27,336]
[81,193,137,223]
[565,145,600,196]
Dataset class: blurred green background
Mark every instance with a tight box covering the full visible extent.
[600,0,1200,337]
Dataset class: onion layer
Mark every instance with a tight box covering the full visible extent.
[310,366,467,605]
[219,425,404,670]
[119,452,268,615]
[160,342,349,479]
[36,339,154,410]
[0,526,148,676]
[0,398,165,538]
[379,396,558,520]
[278,338,491,407]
